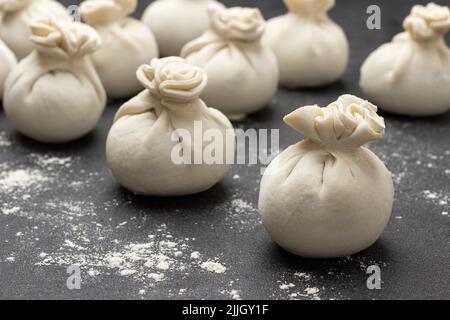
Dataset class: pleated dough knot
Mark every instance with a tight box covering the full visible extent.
[283,0,334,16]
[0,0,31,13]
[137,57,208,105]
[29,17,101,59]
[80,0,136,25]
[284,95,385,148]
[208,6,265,42]
[403,2,450,41]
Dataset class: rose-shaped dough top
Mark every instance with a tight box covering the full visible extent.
[403,2,450,41]
[208,6,265,42]
[0,0,31,13]
[136,57,208,105]
[30,17,101,60]
[283,0,334,16]
[80,0,136,25]
[284,95,385,148]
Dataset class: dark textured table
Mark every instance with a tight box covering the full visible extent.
[1,0,449,300]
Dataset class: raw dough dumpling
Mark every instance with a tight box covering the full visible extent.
[106,57,235,196]
[259,95,394,258]
[264,0,349,88]
[0,0,71,59]
[0,39,16,99]
[80,0,159,98]
[142,0,224,57]
[181,6,279,120]
[360,3,450,116]
[4,18,106,143]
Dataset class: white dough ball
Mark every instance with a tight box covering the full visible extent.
[4,18,106,143]
[81,0,159,98]
[181,6,279,120]
[264,0,349,88]
[142,0,224,57]
[0,0,71,60]
[360,3,450,116]
[106,57,235,196]
[259,95,394,258]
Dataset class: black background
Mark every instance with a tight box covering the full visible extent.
[0,0,449,300]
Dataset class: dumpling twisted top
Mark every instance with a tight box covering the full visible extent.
[80,0,136,25]
[137,57,208,105]
[30,18,101,59]
[208,6,265,42]
[0,0,31,13]
[283,0,334,16]
[284,95,385,148]
[403,3,450,41]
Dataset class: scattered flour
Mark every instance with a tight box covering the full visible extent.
[279,283,295,290]
[0,169,49,193]
[201,261,227,274]
[0,132,11,147]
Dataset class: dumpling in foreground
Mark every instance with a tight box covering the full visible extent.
[360,2,450,116]
[142,0,224,57]
[181,6,279,120]
[106,57,235,197]
[81,0,159,98]
[0,0,71,59]
[259,95,394,258]
[264,0,349,88]
[4,18,106,143]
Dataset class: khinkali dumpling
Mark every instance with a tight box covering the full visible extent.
[142,0,224,57]
[264,0,349,88]
[106,57,235,196]
[181,7,279,120]
[0,0,71,59]
[4,18,106,143]
[80,0,159,98]
[0,39,16,99]
[360,3,450,116]
[259,95,394,258]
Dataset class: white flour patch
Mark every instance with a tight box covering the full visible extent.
[0,131,11,147]
[422,190,449,212]
[36,223,223,287]
[201,261,226,274]
[32,154,73,168]
[224,196,260,232]
[0,169,50,193]
[279,283,295,290]
[1,206,21,215]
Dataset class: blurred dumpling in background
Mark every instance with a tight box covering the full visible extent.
[181,6,279,120]
[142,0,224,57]
[264,0,349,88]
[0,0,71,59]
[360,2,450,116]
[4,18,106,143]
[0,39,16,99]
[81,0,159,98]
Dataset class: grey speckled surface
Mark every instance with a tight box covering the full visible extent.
[0,0,449,300]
